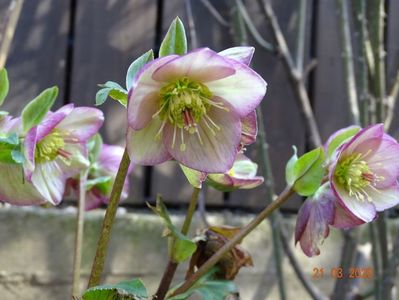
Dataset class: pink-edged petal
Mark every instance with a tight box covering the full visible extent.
[240,110,257,146]
[36,104,74,141]
[31,161,67,205]
[364,184,399,211]
[0,163,45,206]
[163,106,241,173]
[128,56,178,130]
[55,143,90,178]
[23,126,38,179]
[126,119,172,165]
[85,189,107,211]
[331,180,377,222]
[99,144,126,173]
[206,59,267,118]
[219,47,255,66]
[230,176,264,189]
[356,138,399,188]
[332,201,365,229]
[342,124,384,154]
[56,107,104,142]
[295,190,334,257]
[152,48,235,83]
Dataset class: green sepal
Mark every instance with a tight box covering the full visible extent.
[159,17,187,57]
[168,267,238,300]
[0,68,9,106]
[21,86,58,133]
[96,81,128,107]
[148,195,197,263]
[288,147,325,196]
[126,49,154,90]
[82,278,148,300]
[179,164,206,188]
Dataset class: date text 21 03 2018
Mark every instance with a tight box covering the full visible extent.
[312,267,374,279]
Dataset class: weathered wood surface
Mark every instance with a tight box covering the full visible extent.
[1,0,399,211]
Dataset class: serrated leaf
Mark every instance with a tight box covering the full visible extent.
[293,147,325,196]
[179,164,207,188]
[285,146,298,186]
[148,196,197,263]
[168,268,238,300]
[96,81,128,107]
[159,17,187,57]
[327,126,360,158]
[0,68,9,106]
[21,86,58,133]
[83,278,148,300]
[126,49,154,90]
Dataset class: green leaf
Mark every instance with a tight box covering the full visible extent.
[21,86,58,133]
[87,134,103,163]
[83,278,148,300]
[85,176,112,191]
[148,196,197,263]
[285,146,298,186]
[159,17,187,57]
[0,68,9,106]
[126,49,154,90]
[11,150,24,164]
[327,126,360,158]
[0,133,21,164]
[96,81,128,107]
[292,147,325,196]
[168,268,238,300]
[179,164,206,188]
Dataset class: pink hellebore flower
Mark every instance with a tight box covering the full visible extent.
[207,154,264,192]
[66,144,133,210]
[329,124,399,223]
[127,47,266,173]
[0,104,104,206]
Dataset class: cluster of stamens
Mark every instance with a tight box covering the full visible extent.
[334,152,383,202]
[35,130,71,163]
[154,77,229,151]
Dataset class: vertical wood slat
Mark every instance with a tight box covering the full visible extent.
[70,0,158,204]
[2,0,69,114]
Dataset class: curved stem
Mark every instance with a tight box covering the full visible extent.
[169,186,294,297]
[71,169,89,297]
[154,187,201,300]
[87,148,130,288]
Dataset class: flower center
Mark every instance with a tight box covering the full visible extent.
[35,130,66,163]
[154,77,228,151]
[334,152,382,202]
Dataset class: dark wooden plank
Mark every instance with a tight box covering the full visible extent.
[2,0,69,114]
[71,0,158,204]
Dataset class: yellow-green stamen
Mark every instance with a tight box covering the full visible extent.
[334,152,382,202]
[155,77,228,151]
[35,130,65,163]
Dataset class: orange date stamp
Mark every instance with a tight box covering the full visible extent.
[312,267,374,279]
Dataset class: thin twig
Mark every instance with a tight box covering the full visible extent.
[71,169,89,297]
[184,0,198,49]
[198,0,229,27]
[87,149,131,288]
[0,0,24,68]
[256,0,322,148]
[168,186,295,297]
[295,0,308,73]
[385,68,399,130]
[154,188,201,300]
[337,0,360,125]
[369,223,382,300]
[235,0,275,52]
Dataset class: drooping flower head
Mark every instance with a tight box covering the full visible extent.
[0,104,104,206]
[207,154,264,192]
[127,47,266,173]
[66,143,133,210]
[329,124,399,223]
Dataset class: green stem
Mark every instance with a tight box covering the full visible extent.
[169,186,294,297]
[71,169,89,297]
[154,187,201,300]
[87,148,131,288]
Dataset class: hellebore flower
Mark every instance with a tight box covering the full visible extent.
[207,154,264,192]
[295,183,335,257]
[66,143,133,210]
[127,47,266,173]
[0,104,104,206]
[329,124,399,223]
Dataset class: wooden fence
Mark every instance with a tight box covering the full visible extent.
[1,0,399,211]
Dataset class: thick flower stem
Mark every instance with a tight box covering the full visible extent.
[87,148,130,288]
[154,187,201,300]
[169,186,294,298]
[71,169,89,297]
